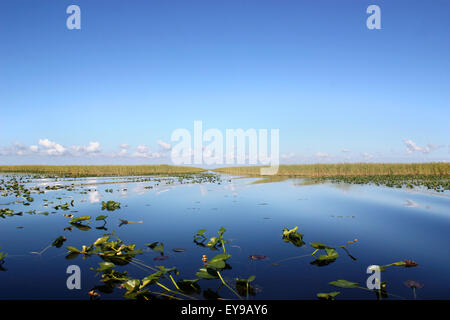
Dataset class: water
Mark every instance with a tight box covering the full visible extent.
[0,174,449,300]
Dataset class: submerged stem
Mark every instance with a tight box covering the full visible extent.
[217,271,243,300]
[169,274,180,291]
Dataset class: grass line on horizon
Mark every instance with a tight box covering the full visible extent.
[213,163,450,177]
[0,163,448,178]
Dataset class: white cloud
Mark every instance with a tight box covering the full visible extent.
[315,152,329,158]
[157,140,171,151]
[119,144,130,149]
[71,142,101,156]
[403,139,442,154]
[360,152,373,160]
[342,149,350,153]
[39,139,67,156]
[132,144,161,158]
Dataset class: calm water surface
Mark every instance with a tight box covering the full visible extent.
[0,174,449,300]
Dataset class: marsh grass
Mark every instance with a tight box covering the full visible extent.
[214,163,450,177]
[0,165,204,177]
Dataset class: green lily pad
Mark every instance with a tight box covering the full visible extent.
[329,280,360,288]
[317,292,340,300]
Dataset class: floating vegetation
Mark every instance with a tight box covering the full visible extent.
[379,260,419,271]
[193,228,228,253]
[282,226,305,247]
[0,172,441,300]
[52,236,67,248]
[0,248,7,262]
[119,219,143,227]
[102,200,121,211]
[69,216,91,224]
[0,208,14,219]
[147,242,165,255]
[317,291,340,300]
[215,163,450,192]
[249,255,268,261]
[235,276,256,298]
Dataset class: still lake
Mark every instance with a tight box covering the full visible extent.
[0,174,449,300]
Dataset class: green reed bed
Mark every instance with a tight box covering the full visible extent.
[214,163,450,177]
[0,165,205,177]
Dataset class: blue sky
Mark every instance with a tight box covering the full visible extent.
[0,0,449,165]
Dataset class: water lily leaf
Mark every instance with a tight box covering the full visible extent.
[207,253,231,269]
[317,292,340,300]
[196,229,207,236]
[218,227,226,237]
[70,223,91,231]
[196,268,218,280]
[97,261,115,271]
[66,246,82,254]
[123,279,140,292]
[65,252,80,260]
[52,236,67,248]
[329,280,360,288]
[317,248,339,261]
[102,201,121,211]
[0,251,7,261]
[146,242,164,255]
[94,236,110,247]
[69,216,91,224]
[177,279,201,294]
[310,242,332,249]
[282,226,305,247]
[206,237,219,248]
[96,215,108,221]
[141,272,164,288]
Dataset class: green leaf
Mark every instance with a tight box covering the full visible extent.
[69,216,91,224]
[207,253,231,270]
[52,236,67,248]
[94,236,110,247]
[247,275,256,282]
[123,279,140,292]
[196,268,218,280]
[317,292,340,300]
[97,261,115,271]
[318,248,339,261]
[66,246,82,254]
[146,242,164,255]
[218,227,226,237]
[282,226,305,247]
[207,237,219,247]
[329,280,360,289]
[196,229,207,236]
[310,242,332,249]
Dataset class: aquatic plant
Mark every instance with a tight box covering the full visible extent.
[102,201,121,211]
[404,280,424,299]
[282,226,305,247]
[0,248,7,262]
[317,291,340,300]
